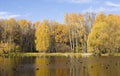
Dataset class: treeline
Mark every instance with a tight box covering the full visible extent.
[34,12,96,53]
[0,19,35,53]
[0,12,119,54]
[88,13,120,54]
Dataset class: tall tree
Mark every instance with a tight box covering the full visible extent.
[35,20,50,52]
[54,24,70,52]
[87,13,120,54]
[48,21,58,52]
[0,18,21,53]
[64,13,87,53]
[84,12,96,33]
[18,19,35,52]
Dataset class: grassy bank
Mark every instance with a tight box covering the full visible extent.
[1,53,120,57]
[0,53,93,57]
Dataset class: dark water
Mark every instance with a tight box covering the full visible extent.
[0,56,120,76]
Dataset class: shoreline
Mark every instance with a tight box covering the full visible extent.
[1,53,120,57]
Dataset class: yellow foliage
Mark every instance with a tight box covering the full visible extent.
[54,24,69,43]
[18,19,31,29]
[35,20,50,52]
[88,13,120,53]
[34,21,41,29]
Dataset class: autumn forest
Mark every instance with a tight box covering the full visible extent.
[0,12,119,54]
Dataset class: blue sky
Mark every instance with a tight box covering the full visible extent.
[0,0,120,23]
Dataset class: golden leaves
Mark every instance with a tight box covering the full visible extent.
[88,13,120,53]
[35,20,50,52]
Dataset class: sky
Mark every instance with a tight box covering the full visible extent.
[0,0,120,23]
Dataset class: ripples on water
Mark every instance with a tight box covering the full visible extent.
[0,56,120,76]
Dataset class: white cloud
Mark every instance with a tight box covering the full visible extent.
[0,12,8,15]
[0,11,21,19]
[82,6,120,13]
[82,1,120,13]
[106,1,120,7]
[82,6,105,13]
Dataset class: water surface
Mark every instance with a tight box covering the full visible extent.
[0,56,120,76]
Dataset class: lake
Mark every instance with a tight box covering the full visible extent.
[0,56,120,76]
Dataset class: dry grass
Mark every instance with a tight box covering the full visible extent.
[1,53,92,57]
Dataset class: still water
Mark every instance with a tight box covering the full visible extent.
[0,56,120,76]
